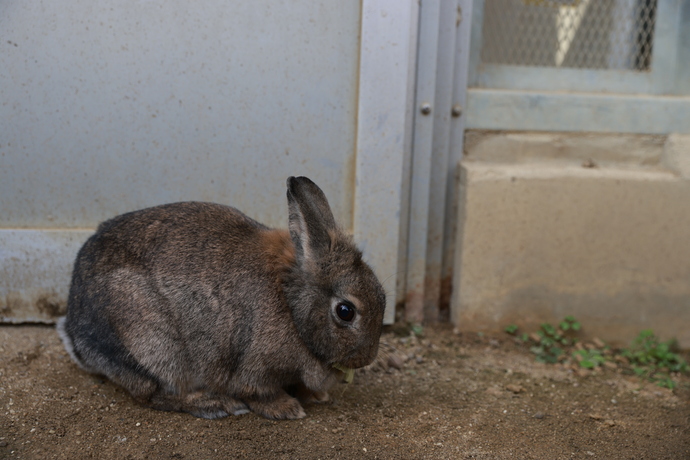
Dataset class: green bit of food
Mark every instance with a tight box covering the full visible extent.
[332,363,355,384]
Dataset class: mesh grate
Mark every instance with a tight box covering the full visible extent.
[480,0,657,71]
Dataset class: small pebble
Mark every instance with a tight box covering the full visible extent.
[505,384,524,394]
[533,412,545,419]
[577,368,591,378]
[603,361,618,369]
[485,387,503,397]
[0,441,7,447]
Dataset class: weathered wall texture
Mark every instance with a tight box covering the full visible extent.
[452,132,690,347]
[0,1,363,323]
[0,231,92,323]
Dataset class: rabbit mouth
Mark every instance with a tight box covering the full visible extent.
[332,363,355,383]
[334,352,377,370]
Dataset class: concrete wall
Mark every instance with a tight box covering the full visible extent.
[452,131,690,347]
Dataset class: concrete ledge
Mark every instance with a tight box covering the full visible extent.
[451,153,690,347]
[0,229,93,323]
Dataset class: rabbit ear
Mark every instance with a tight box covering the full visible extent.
[286,176,337,264]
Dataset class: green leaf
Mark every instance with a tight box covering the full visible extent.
[541,323,556,336]
[655,377,676,389]
[544,354,559,364]
[633,367,647,376]
[580,360,595,369]
[504,324,519,335]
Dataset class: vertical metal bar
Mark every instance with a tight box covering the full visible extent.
[405,0,442,325]
[467,0,485,87]
[441,0,475,320]
[649,0,683,94]
[355,0,419,325]
[395,2,423,313]
[674,0,690,95]
[423,0,460,323]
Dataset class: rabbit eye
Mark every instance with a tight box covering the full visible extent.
[335,301,355,322]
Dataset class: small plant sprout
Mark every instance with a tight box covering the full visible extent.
[502,318,689,389]
[622,330,688,389]
[411,324,425,337]
[572,348,606,369]
[504,324,519,335]
[559,316,581,332]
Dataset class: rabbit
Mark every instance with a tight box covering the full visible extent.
[57,176,386,420]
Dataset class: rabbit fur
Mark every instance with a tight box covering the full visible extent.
[57,176,386,420]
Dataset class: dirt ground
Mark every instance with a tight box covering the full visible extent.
[1,325,688,460]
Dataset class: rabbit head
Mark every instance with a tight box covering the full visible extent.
[283,177,386,370]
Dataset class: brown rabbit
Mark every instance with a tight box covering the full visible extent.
[57,176,386,420]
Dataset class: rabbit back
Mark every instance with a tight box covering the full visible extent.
[60,202,307,397]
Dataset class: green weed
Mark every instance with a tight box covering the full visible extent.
[622,329,688,389]
[503,319,689,389]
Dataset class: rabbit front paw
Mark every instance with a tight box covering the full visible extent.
[246,391,306,420]
[291,383,330,404]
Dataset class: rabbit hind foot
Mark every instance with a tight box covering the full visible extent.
[147,390,249,419]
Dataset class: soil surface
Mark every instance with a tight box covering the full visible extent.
[1,325,688,459]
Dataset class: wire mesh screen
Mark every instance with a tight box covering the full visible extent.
[480,0,657,71]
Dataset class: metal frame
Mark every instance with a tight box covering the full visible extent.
[470,0,684,95]
[404,0,474,324]
[403,0,690,326]
[466,89,690,134]
[466,0,690,135]
[355,0,420,325]
[442,0,474,315]
[404,0,442,324]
